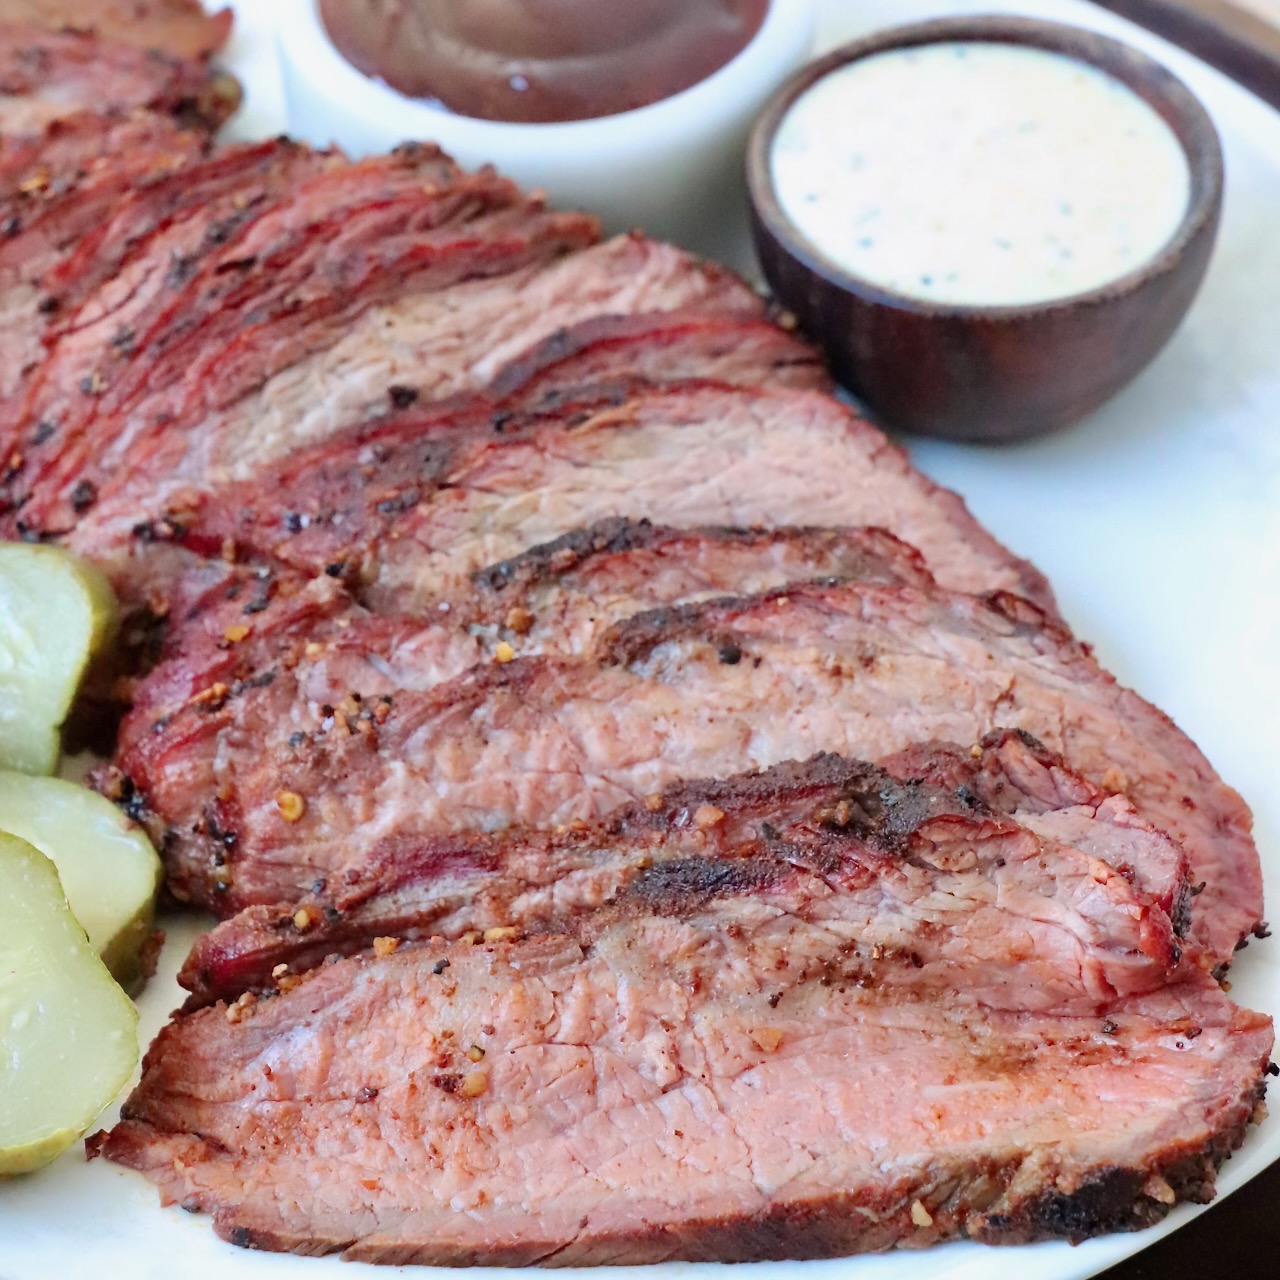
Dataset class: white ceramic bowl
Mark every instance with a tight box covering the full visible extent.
[272,0,817,256]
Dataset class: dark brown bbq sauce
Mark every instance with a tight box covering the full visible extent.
[317,0,770,123]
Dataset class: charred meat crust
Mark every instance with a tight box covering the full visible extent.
[176,732,1187,1008]
[594,581,1065,670]
[485,309,827,401]
[470,518,929,598]
[972,1099,1265,1245]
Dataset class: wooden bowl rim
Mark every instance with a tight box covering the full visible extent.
[746,14,1224,321]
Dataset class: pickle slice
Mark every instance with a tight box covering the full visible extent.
[0,545,118,775]
[0,833,138,1175]
[0,772,161,994]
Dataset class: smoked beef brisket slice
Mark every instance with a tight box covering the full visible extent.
[179,733,1191,1008]
[66,297,825,616]
[0,116,208,402]
[0,138,338,521]
[60,307,825,726]
[0,109,207,210]
[111,575,1257,965]
[167,381,1056,614]
[0,133,320,413]
[14,150,598,532]
[169,235,778,487]
[98,521,919,741]
[36,137,326,324]
[102,523,933,910]
[58,235,787,572]
[68,203,602,533]
[0,22,237,136]
[128,519,928,712]
[8,142,467,512]
[99,780,1270,1263]
[0,1,233,57]
[0,116,207,291]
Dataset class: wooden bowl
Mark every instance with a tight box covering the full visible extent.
[747,16,1224,442]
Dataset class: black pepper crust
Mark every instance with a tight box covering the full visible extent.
[177,747,1007,1006]
[973,1084,1266,1245]
[486,309,824,403]
[470,517,925,599]
[174,730,1184,1010]
[592,597,749,668]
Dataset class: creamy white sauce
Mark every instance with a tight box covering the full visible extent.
[770,42,1193,307]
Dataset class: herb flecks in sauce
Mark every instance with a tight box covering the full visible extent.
[771,42,1192,307]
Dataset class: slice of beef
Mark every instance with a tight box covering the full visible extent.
[0,1,233,58]
[109,576,1256,965]
[103,523,936,910]
[92,521,916,745]
[74,204,601,531]
[0,23,237,135]
[37,137,323,322]
[161,381,1055,616]
[178,733,1192,1008]
[97,831,1271,1263]
[885,732,1194,933]
[140,519,930,694]
[5,143,347,431]
[101,520,929,853]
[0,116,244,412]
[10,145,457,472]
[0,137,336,524]
[11,146,529,530]
[0,108,206,207]
[173,235,776,487]
[0,117,207,287]
[66,306,825,611]
[52,236,772,566]
[15,181,602,535]
[0,121,210,406]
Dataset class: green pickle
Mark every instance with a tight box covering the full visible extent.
[0,545,118,775]
[0,833,138,1175]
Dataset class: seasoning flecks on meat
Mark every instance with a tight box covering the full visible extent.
[99,829,1269,1262]
[178,735,1191,1008]
[0,17,1267,1260]
[0,20,236,137]
[162,380,1056,616]
[107,569,1253,970]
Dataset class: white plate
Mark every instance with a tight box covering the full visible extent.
[3,1,1279,1276]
